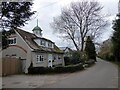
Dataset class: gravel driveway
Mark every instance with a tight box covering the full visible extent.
[2,72,73,88]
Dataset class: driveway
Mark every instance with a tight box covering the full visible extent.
[2,58,118,88]
[2,73,71,88]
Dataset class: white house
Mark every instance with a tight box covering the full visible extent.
[2,23,64,73]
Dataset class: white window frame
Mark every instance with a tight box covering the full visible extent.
[48,42,52,48]
[40,40,46,47]
[36,55,44,62]
[8,37,17,45]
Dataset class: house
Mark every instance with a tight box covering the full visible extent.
[2,23,64,73]
[59,47,73,57]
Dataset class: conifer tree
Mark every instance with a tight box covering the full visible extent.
[85,36,96,61]
[0,2,35,49]
[112,14,120,62]
[1,2,35,29]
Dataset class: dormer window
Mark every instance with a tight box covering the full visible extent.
[40,40,46,46]
[48,43,52,48]
[34,39,54,48]
[8,38,16,45]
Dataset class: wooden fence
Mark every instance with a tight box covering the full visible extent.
[1,57,22,76]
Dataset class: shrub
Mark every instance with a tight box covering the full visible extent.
[70,51,82,64]
[28,63,84,74]
[80,52,88,63]
[64,56,71,65]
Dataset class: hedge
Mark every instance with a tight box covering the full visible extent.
[28,63,84,74]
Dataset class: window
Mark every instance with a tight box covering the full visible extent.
[8,38,16,45]
[40,40,46,46]
[36,55,44,62]
[48,42,52,48]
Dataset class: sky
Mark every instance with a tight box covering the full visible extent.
[22,0,119,48]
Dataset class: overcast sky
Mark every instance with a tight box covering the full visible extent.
[22,0,119,48]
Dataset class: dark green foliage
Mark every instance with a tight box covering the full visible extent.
[1,2,35,49]
[70,51,81,64]
[64,51,82,65]
[64,56,71,65]
[1,30,16,49]
[85,36,96,61]
[112,14,120,62]
[1,2,35,29]
[28,63,84,74]
[1,30,8,49]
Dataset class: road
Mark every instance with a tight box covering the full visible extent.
[41,58,118,88]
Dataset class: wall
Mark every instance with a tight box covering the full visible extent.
[31,52,64,67]
[32,52,48,67]
[2,32,32,73]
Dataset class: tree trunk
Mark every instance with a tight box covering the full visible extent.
[81,38,84,52]
[72,39,79,51]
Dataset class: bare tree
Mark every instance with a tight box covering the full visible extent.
[50,1,108,51]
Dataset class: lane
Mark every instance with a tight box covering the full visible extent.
[41,58,118,88]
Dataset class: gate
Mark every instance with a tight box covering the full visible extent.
[2,57,22,76]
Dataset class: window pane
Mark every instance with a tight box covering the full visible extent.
[8,38,16,45]
[37,55,44,62]
[14,38,16,44]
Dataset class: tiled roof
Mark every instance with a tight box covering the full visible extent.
[15,28,63,54]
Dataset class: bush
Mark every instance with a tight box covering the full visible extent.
[70,51,82,64]
[64,56,71,65]
[28,63,84,74]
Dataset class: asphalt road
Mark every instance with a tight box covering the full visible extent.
[41,58,118,88]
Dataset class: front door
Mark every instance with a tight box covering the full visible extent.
[48,54,53,67]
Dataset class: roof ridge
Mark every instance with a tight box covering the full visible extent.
[17,28,54,43]
[17,28,34,35]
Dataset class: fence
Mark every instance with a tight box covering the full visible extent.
[1,57,22,76]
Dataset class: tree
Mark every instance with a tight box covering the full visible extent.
[1,30,8,49]
[112,14,120,62]
[51,1,108,51]
[85,36,96,61]
[70,51,81,64]
[1,30,15,50]
[0,2,35,30]
[0,2,35,49]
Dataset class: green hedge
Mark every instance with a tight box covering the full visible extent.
[28,63,84,74]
